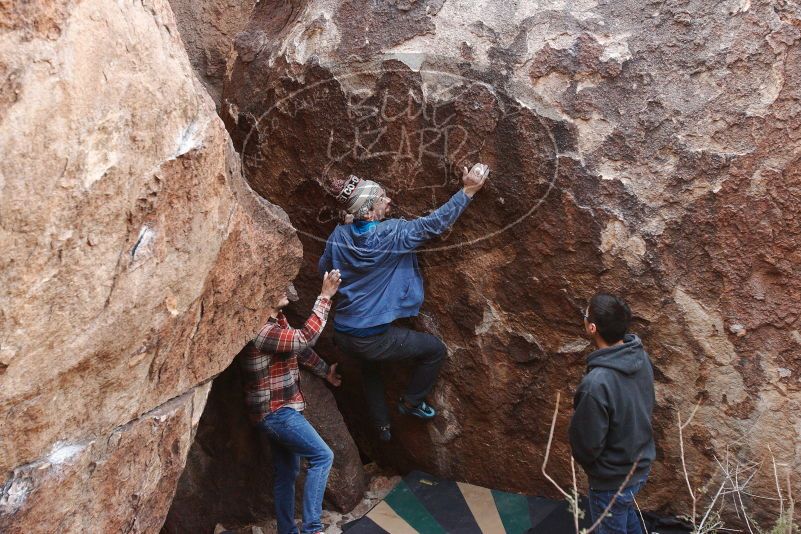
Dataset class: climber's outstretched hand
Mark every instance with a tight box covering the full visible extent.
[462,163,490,198]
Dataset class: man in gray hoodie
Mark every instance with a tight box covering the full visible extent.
[569,293,655,534]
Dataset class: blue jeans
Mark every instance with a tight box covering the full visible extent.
[588,479,646,534]
[258,407,334,534]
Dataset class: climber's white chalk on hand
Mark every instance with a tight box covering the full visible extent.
[461,162,490,198]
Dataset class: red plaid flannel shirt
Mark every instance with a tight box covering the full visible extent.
[240,296,331,424]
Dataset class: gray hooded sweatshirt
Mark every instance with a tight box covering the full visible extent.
[569,334,656,491]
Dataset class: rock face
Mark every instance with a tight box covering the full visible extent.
[219,0,801,522]
[0,0,302,530]
[1,386,210,533]
[164,359,366,533]
[167,0,258,107]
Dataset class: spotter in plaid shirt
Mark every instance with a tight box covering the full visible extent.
[240,296,331,424]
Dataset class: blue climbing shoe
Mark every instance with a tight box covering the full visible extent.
[398,398,437,420]
[377,424,392,442]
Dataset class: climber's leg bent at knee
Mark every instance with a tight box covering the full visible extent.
[335,327,446,437]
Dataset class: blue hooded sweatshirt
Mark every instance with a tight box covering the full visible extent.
[318,190,472,331]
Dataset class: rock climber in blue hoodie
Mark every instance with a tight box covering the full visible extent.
[569,293,656,534]
[319,163,490,441]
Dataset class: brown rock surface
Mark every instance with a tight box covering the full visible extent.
[168,0,259,107]
[0,0,302,530]
[164,361,366,533]
[219,0,801,523]
[0,385,210,533]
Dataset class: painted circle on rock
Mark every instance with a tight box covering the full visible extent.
[240,64,561,253]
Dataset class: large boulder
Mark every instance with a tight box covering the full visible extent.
[1,386,211,533]
[219,0,801,523]
[0,0,301,530]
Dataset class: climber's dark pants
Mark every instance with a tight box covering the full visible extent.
[334,326,446,427]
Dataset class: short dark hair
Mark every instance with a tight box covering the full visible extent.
[587,293,632,344]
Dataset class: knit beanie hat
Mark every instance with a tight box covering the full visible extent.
[333,175,383,218]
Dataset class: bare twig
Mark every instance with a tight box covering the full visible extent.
[633,495,649,534]
[733,462,755,534]
[730,474,743,522]
[675,407,799,534]
[571,457,580,534]
[698,453,730,532]
[769,446,785,518]
[786,471,795,534]
[542,391,570,500]
[678,402,701,526]
[740,490,781,501]
[739,461,761,489]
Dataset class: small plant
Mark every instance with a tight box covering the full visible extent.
[676,405,798,534]
[766,512,798,534]
[758,464,797,534]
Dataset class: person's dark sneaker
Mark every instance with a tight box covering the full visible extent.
[398,398,437,420]
[377,424,392,442]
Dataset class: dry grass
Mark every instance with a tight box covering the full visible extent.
[675,405,798,534]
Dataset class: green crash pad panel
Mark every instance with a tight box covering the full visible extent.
[342,471,691,534]
[342,471,588,534]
